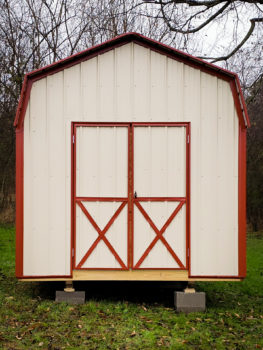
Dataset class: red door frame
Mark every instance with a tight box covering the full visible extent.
[71,122,190,271]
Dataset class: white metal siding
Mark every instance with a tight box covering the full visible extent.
[23,42,239,276]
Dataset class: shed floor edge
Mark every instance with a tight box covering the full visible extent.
[19,270,242,282]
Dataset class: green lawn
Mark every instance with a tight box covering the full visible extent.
[0,226,262,349]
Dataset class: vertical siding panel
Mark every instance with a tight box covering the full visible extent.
[29,79,49,275]
[116,44,132,121]
[199,73,218,275]
[233,109,239,275]
[98,128,116,196]
[183,65,201,275]
[98,50,115,120]
[223,84,238,274]
[133,44,150,121]
[23,107,33,274]
[81,58,98,120]
[107,206,127,266]
[151,127,166,195]
[47,72,67,275]
[164,204,186,265]
[167,59,184,121]
[167,127,186,197]
[150,51,166,121]
[64,118,72,274]
[134,127,150,197]
[215,81,239,275]
[64,66,81,273]
[64,65,81,120]
[217,80,229,273]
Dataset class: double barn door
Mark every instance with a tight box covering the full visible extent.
[72,123,190,270]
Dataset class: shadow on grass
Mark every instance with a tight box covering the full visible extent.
[25,281,188,307]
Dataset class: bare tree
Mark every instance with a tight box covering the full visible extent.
[247,78,263,231]
[140,1,263,92]
[0,0,171,222]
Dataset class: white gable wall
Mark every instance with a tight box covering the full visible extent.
[23,43,239,276]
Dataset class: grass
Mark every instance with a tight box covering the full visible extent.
[0,226,262,349]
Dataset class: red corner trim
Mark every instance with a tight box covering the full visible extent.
[230,80,249,129]
[14,33,250,130]
[235,76,250,128]
[15,128,24,278]
[238,126,247,278]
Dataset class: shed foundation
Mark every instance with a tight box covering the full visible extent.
[174,291,206,313]
[55,291,85,304]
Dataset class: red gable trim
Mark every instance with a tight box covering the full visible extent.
[14,32,250,129]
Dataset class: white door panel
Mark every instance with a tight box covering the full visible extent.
[134,126,186,198]
[75,126,128,269]
[76,126,128,197]
[133,126,187,269]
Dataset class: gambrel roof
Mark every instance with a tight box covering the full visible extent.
[14,32,250,129]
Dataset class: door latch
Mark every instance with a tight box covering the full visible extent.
[134,191,137,198]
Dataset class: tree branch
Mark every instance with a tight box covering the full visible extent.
[160,1,231,34]
[198,17,263,63]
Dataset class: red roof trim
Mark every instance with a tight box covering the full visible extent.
[14,32,250,128]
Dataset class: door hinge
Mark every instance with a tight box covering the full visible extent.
[72,248,74,257]
[188,248,190,257]
[187,135,190,143]
[72,135,75,144]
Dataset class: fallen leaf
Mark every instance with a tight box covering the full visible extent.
[130,330,136,337]
[78,324,82,329]
[142,305,147,311]
[38,342,43,347]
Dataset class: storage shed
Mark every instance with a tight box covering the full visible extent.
[15,32,250,282]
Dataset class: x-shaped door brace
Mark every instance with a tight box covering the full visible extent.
[76,201,127,269]
[134,200,186,269]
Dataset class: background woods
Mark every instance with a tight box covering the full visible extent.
[0,0,262,230]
